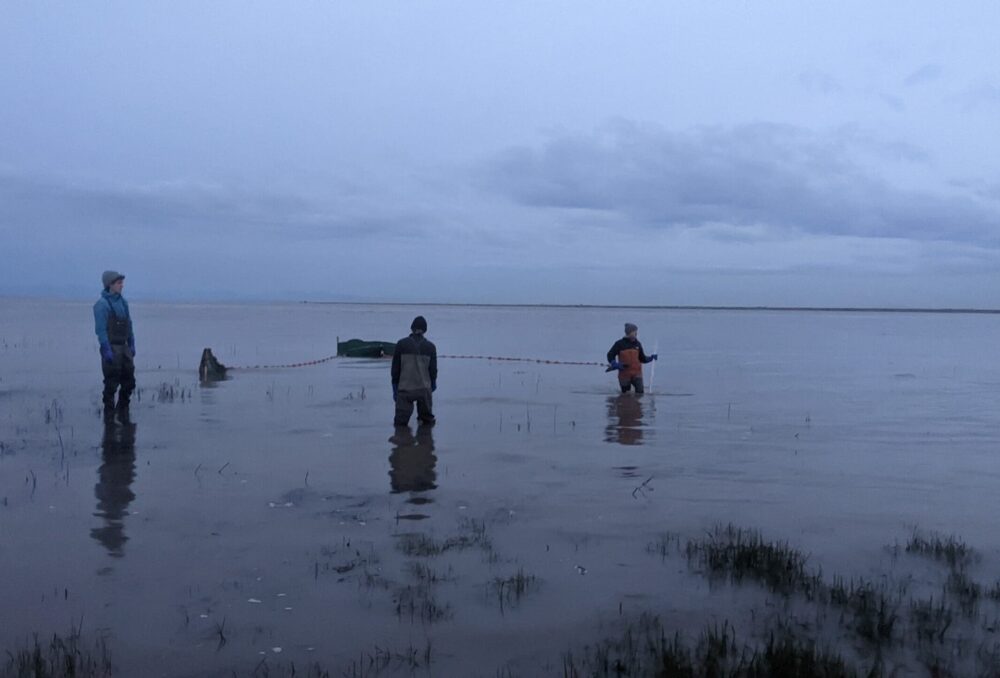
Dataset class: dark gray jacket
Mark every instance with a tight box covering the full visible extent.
[391,333,437,392]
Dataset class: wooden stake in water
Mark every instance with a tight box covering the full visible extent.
[648,340,659,394]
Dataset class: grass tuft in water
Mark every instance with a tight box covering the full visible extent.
[3,627,112,678]
[905,530,975,569]
[685,524,822,598]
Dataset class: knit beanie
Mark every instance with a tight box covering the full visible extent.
[411,315,428,333]
[102,270,125,289]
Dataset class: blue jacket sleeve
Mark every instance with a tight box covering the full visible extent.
[93,301,110,346]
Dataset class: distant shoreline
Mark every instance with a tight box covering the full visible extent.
[302,301,1000,315]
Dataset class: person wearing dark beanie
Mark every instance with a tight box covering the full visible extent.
[606,322,657,394]
[390,315,437,426]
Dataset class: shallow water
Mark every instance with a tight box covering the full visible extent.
[2,299,1000,675]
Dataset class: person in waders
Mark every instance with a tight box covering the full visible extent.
[606,322,657,394]
[93,271,136,422]
[391,316,437,427]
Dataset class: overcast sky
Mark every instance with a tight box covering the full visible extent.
[2,2,999,306]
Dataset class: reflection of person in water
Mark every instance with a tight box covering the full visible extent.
[604,394,645,446]
[91,419,137,557]
[388,425,437,494]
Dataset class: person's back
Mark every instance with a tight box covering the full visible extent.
[391,315,437,426]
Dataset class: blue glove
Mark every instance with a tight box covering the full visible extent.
[650,354,658,361]
[431,380,437,392]
[605,360,623,372]
[127,337,136,358]
[392,383,398,402]
[100,343,114,363]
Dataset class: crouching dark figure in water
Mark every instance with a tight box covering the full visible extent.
[199,348,228,382]
[391,315,437,427]
[93,270,136,421]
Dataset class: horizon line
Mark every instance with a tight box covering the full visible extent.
[301,300,1000,315]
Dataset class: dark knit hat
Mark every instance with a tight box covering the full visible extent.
[102,270,125,288]
[624,322,638,335]
[411,315,428,332]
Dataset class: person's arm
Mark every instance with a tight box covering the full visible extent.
[638,342,657,363]
[123,299,136,354]
[606,340,620,364]
[94,301,110,346]
[638,342,651,364]
[391,341,403,385]
[428,343,437,390]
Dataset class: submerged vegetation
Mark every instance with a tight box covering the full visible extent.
[7,517,1000,676]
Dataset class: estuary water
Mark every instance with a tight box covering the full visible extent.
[1,299,999,676]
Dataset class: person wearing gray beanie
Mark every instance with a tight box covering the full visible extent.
[391,315,438,427]
[93,270,136,422]
[606,322,657,394]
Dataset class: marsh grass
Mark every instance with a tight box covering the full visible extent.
[407,561,455,584]
[2,627,112,678]
[905,530,976,569]
[562,614,863,678]
[489,567,539,610]
[646,532,680,560]
[664,524,1000,674]
[685,524,822,598]
[827,577,899,644]
[396,518,493,557]
[909,597,953,643]
[944,570,982,616]
[393,583,452,623]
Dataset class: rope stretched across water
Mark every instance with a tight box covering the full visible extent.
[439,354,605,367]
[226,353,604,371]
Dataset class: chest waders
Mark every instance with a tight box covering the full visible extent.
[102,299,136,417]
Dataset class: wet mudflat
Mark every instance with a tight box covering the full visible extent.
[2,299,1000,676]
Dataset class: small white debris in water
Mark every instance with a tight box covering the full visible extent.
[458,505,468,510]
[268,502,294,508]
[575,565,587,575]
[322,433,334,438]
[358,521,366,526]
[272,647,282,653]
[199,614,209,619]
[284,607,293,611]
[247,598,262,604]
[277,593,286,597]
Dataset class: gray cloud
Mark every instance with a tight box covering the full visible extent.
[0,171,434,243]
[479,122,1000,247]
[798,70,843,95]
[904,63,942,87]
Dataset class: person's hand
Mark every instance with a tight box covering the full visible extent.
[650,354,658,361]
[431,380,437,392]
[100,343,114,363]
[606,360,623,372]
[392,384,398,402]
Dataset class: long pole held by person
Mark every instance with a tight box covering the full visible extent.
[648,340,659,394]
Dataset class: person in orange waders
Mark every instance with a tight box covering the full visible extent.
[606,323,657,394]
